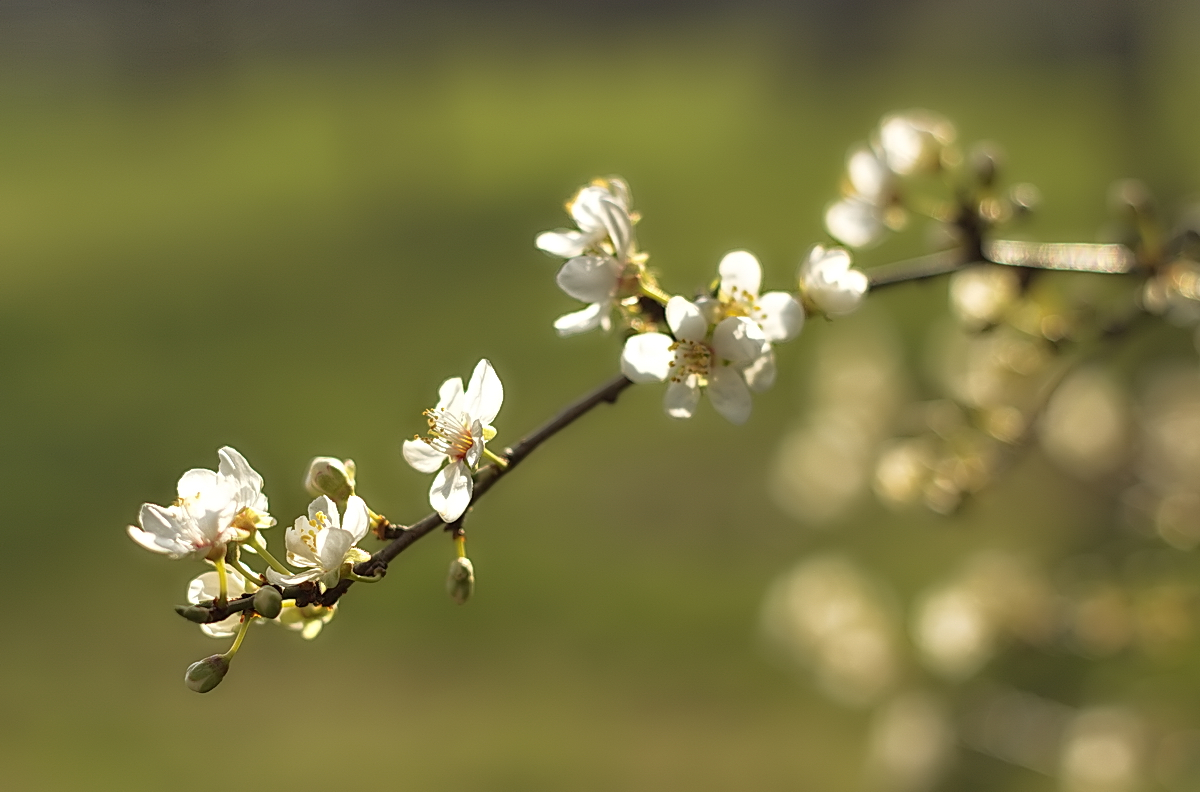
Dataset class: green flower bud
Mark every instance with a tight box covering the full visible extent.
[446,557,475,605]
[174,604,211,624]
[304,456,356,502]
[252,585,283,619]
[184,655,229,694]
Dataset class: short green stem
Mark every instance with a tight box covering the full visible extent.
[639,280,671,305]
[221,615,253,661]
[234,559,264,588]
[215,557,228,607]
[345,570,384,583]
[246,533,291,576]
[482,447,509,468]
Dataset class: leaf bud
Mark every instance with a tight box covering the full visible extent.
[252,585,283,619]
[304,456,356,502]
[184,654,229,694]
[174,604,211,624]
[446,557,475,605]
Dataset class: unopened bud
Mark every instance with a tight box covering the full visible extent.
[174,604,211,624]
[252,585,283,619]
[304,457,356,501]
[184,654,229,694]
[446,557,475,605]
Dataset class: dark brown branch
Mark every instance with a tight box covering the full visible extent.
[194,373,634,623]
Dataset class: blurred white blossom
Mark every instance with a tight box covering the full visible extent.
[1039,367,1129,479]
[771,316,904,524]
[1060,708,1144,792]
[948,264,1021,329]
[798,245,869,317]
[761,555,900,706]
[865,691,954,792]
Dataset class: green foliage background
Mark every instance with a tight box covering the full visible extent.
[3,4,1200,789]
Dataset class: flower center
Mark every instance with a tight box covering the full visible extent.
[667,340,713,382]
[300,511,331,555]
[719,287,762,321]
[421,408,476,461]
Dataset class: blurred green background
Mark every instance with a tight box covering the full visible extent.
[4,2,1200,790]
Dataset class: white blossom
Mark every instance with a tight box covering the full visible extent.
[696,250,804,394]
[127,447,275,561]
[535,177,634,260]
[553,254,624,336]
[266,495,371,589]
[621,296,767,425]
[402,359,503,522]
[877,110,955,176]
[538,178,642,337]
[799,245,869,318]
[187,568,250,638]
[825,196,888,249]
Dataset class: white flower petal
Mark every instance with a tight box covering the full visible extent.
[664,379,701,420]
[137,503,183,541]
[822,269,869,317]
[176,468,226,508]
[465,359,503,426]
[718,250,762,299]
[825,197,886,249]
[284,516,322,569]
[571,186,611,234]
[847,145,892,202]
[741,348,777,393]
[707,365,753,425]
[465,420,484,468]
[266,567,322,586]
[403,438,447,474]
[217,447,263,495]
[430,461,473,523]
[188,570,248,604]
[201,616,243,638]
[308,495,338,527]
[317,528,354,572]
[598,198,633,259]
[127,524,176,555]
[665,296,706,342]
[536,230,590,258]
[556,256,620,303]
[800,245,852,282]
[554,302,608,336]
[620,333,674,383]
[436,376,465,412]
[341,495,370,544]
[711,317,766,365]
[757,291,805,342]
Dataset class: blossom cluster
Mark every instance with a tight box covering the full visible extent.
[538,178,868,424]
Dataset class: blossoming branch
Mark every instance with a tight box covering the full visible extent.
[128,109,1170,693]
